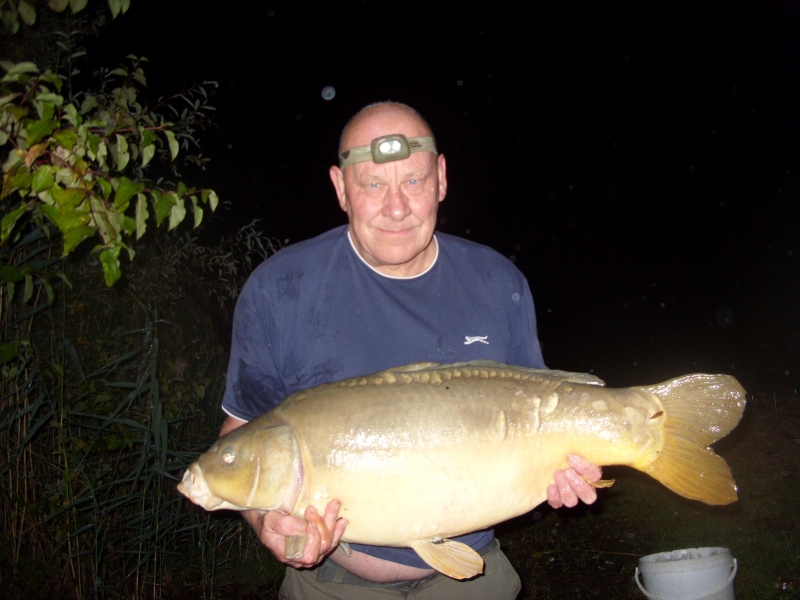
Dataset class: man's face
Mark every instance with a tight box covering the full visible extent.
[329,110,447,277]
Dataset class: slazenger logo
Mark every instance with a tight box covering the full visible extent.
[464,336,489,345]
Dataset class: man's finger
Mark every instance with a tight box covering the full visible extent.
[554,469,578,508]
[322,500,342,532]
[565,467,598,504]
[567,454,603,481]
[546,483,563,508]
[305,505,332,552]
[263,510,307,538]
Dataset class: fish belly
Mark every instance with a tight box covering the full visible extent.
[281,379,633,546]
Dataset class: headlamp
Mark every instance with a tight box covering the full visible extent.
[338,134,437,168]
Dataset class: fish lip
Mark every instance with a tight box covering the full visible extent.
[178,463,215,507]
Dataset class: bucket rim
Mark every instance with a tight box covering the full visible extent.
[639,546,732,566]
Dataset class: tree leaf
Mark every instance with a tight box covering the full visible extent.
[38,203,91,237]
[53,128,78,151]
[25,143,47,168]
[1,204,29,244]
[69,0,89,13]
[49,0,70,12]
[191,195,203,228]
[163,130,179,161]
[153,191,175,226]
[107,0,122,19]
[80,95,98,114]
[32,166,55,193]
[26,118,58,145]
[49,185,86,209]
[95,177,112,200]
[122,215,135,235]
[4,105,29,122]
[135,192,147,239]
[168,197,185,231]
[62,225,96,255]
[18,1,36,26]
[4,62,39,76]
[62,103,80,127]
[6,169,33,196]
[99,247,121,286]
[35,93,63,107]
[113,176,143,208]
[3,149,25,174]
[132,67,146,87]
[201,189,219,211]
[141,143,155,167]
[112,134,129,171]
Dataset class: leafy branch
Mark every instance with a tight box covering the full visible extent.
[1,0,130,36]
[0,57,219,285]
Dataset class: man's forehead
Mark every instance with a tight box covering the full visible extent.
[349,151,435,178]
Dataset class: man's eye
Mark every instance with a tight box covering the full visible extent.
[369,182,381,189]
[407,179,418,185]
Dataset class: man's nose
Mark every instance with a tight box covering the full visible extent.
[384,186,410,221]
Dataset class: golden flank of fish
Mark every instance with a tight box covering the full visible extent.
[177,360,745,579]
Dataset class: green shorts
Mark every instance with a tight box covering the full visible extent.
[279,539,521,600]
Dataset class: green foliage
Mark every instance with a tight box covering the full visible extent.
[0,57,219,285]
[1,0,127,36]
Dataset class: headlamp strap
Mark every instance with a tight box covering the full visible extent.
[339,134,437,168]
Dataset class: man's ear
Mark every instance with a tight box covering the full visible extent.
[437,153,448,203]
[329,165,347,212]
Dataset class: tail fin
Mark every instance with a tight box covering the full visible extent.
[637,374,746,505]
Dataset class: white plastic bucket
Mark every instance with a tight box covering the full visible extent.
[635,547,737,600]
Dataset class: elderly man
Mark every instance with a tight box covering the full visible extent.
[219,102,601,599]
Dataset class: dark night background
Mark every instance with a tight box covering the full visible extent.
[93,0,798,391]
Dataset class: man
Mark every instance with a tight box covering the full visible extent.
[219,102,602,598]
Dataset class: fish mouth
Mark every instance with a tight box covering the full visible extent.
[177,463,226,509]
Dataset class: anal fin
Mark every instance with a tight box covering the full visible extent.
[411,538,484,580]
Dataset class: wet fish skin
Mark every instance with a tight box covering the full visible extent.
[178,360,745,579]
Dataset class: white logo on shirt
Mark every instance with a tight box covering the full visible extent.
[464,335,489,345]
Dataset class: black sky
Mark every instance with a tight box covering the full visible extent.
[93,0,799,389]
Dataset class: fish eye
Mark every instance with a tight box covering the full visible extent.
[222,447,236,464]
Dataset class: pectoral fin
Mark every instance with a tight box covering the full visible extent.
[411,538,484,580]
[586,477,616,489]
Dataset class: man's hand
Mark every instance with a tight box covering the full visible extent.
[244,500,348,569]
[546,454,603,509]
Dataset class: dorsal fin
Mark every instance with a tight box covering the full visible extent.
[385,360,606,387]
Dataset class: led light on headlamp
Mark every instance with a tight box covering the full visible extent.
[339,134,437,168]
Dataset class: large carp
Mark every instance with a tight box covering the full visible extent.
[178,360,745,579]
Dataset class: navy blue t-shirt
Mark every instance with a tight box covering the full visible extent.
[222,225,546,567]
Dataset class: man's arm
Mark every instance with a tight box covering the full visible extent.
[220,415,348,568]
